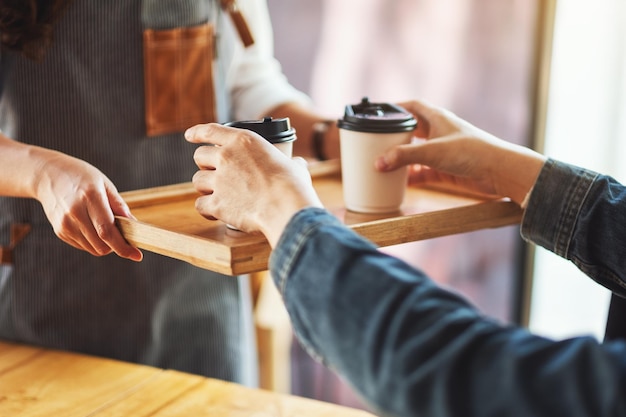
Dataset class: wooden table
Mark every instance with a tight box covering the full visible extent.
[116,160,523,275]
[0,341,375,417]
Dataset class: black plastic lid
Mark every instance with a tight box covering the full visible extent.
[224,117,297,143]
[337,97,417,133]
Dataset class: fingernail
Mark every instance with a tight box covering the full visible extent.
[123,206,137,220]
[375,156,389,171]
[184,127,194,140]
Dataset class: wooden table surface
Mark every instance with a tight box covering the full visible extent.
[116,160,523,275]
[0,341,375,417]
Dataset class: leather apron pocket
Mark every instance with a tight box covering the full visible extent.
[143,23,217,137]
[0,224,31,266]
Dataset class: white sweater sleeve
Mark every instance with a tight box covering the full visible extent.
[225,0,313,120]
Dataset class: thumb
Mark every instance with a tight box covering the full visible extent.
[375,142,426,172]
[292,156,308,169]
[106,182,136,220]
[375,135,459,172]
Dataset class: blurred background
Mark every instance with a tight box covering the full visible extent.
[263,0,624,411]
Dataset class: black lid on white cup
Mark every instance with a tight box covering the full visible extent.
[225,117,297,144]
[337,97,417,133]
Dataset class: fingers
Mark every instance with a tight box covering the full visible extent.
[186,124,223,170]
[57,185,143,262]
[374,144,407,172]
[397,99,473,141]
[188,124,274,171]
[190,159,220,222]
[397,99,439,138]
[192,169,214,197]
[184,123,217,144]
[106,185,144,261]
[292,156,309,168]
[192,143,221,170]
[375,139,444,172]
[398,99,438,116]
[79,185,143,261]
[184,123,234,146]
[49,185,112,257]
[34,154,144,262]
[194,195,218,221]
[55,218,101,255]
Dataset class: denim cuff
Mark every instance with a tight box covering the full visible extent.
[269,207,342,293]
[521,158,598,259]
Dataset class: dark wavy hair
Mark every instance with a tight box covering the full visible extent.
[0,0,73,60]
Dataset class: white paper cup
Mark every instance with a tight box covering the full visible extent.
[338,98,417,213]
[340,129,412,213]
[273,141,293,158]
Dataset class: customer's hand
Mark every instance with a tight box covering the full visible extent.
[185,123,323,247]
[375,100,547,205]
[32,150,143,261]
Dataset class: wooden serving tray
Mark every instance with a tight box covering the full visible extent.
[116,160,523,275]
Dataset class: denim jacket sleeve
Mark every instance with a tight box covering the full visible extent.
[521,158,626,296]
[270,208,626,417]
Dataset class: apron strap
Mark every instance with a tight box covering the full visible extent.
[0,223,32,265]
[220,0,255,47]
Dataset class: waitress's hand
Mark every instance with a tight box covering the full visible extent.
[375,100,547,205]
[185,123,323,247]
[32,151,143,261]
